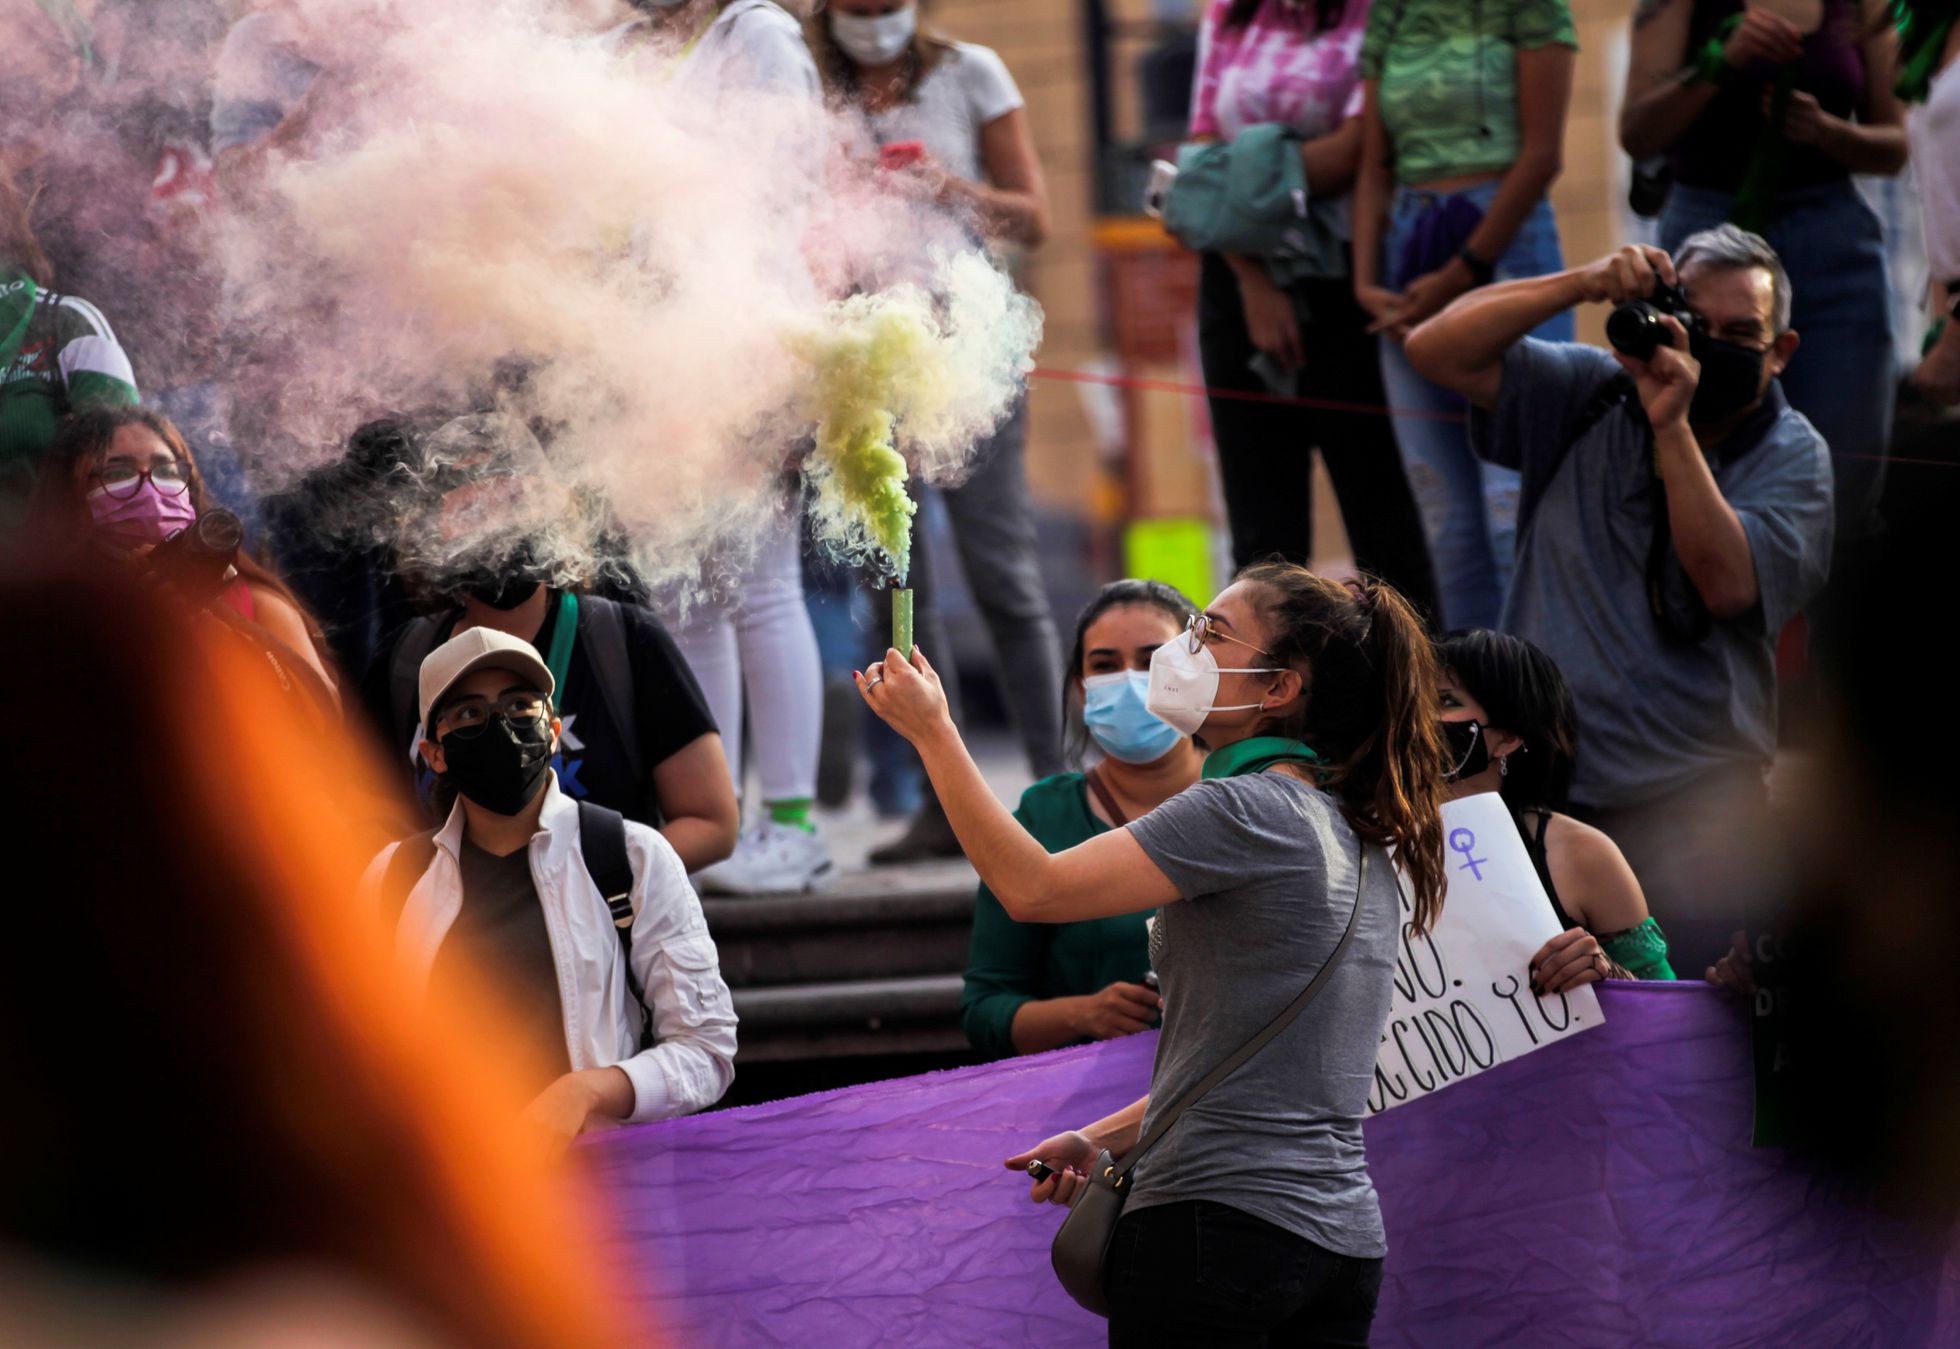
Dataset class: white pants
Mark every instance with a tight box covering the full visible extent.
[669,517,821,806]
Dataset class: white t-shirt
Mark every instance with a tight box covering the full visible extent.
[682,0,822,104]
[864,41,1023,186]
[1908,61,1960,283]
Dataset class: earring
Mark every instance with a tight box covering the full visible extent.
[1499,757,1509,777]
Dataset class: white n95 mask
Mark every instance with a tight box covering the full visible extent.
[1145,640,1278,737]
[830,8,917,67]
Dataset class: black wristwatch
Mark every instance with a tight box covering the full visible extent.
[1458,246,1496,288]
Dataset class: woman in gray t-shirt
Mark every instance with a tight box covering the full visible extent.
[859,561,1450,1343]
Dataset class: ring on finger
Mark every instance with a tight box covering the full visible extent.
[864,674,884,689]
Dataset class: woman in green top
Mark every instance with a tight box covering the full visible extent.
[960,580,1204,1057]
[1437,628,1676,986]
[1351,0,1578,631]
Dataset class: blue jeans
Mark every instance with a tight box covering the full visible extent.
[1660,180,1893,544]
[1378,181,1573,630]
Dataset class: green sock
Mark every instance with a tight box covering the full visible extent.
[766,798,815,833]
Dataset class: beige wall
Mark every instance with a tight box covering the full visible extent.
[932,0,1639,515]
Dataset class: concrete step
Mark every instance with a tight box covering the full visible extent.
[701,859,979,989]
[701,857,981,1063]
[729,974,969,1064]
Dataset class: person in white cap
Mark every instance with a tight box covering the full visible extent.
[364,626,738,1148]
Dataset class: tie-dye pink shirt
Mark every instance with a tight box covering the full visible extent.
[1188,0,1371,142]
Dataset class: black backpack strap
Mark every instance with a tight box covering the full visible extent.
[574,595,647,794]
[379,828,441,931]
[388,614,447,746]
[577,800,654,1050]
[1516,373,1637,542]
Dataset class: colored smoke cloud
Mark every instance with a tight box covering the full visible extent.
[207,0,1039,593]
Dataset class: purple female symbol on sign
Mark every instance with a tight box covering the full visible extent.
[1449,827,1487,881]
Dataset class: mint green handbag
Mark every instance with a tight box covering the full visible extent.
[1161,123,1347,285]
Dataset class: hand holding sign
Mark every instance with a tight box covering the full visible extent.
[1368,793,1603,1114]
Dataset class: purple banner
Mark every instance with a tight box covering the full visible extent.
[579,984,1956,1346]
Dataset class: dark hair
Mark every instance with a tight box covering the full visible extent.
[1062,578,1200,767]
[809,11,957,103]
[1434,628,1578,813]
[28,406,334,678]
[1238,562,1449,934]
[1221,0,1351,39]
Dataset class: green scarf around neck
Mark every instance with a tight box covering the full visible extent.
[1201,735,1322,781]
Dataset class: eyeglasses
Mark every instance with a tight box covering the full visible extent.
[1181,613,1275,658]
[92,461,190,499]
[435,690,549,739]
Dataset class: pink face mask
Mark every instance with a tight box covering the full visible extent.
[88,479,199,553]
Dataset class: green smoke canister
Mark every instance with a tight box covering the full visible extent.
[893,586,914,659]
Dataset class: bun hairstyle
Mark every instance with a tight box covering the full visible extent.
[1238,561,1449,935]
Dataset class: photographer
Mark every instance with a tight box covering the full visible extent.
[1405,227,1832,970]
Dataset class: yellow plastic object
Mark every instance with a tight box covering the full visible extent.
[1123,517,1215,609]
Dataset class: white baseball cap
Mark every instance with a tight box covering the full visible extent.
[418,626,555,729]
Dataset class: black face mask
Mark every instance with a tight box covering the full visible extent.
[451,536,546,611]
[462,573,542,610]
[1688,331,1768,426]
[1441,719,1489,782]
[440,714,555,815]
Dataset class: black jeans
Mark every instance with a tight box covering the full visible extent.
[1104,1200,1384,1347]
[1196,253,1439,625]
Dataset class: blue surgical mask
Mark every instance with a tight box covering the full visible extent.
[1083,670,1185,765]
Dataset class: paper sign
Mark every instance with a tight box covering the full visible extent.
[1367,793,1603,1114]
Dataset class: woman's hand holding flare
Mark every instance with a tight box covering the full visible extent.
[856,646,956,747]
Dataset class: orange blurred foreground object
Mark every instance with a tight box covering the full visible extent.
[0,558,650,1347]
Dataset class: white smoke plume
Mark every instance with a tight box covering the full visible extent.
[196,0,1041,596]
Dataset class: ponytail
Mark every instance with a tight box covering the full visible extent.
[1239,562,1450,934]
[1357,580,1449,934]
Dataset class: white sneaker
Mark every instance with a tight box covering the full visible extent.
[695,818,836,896]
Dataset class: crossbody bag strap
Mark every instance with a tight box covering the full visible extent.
[1113,847,1371,1183]
[1082,765,1129,828]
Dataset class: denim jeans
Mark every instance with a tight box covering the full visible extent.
[1659,180,1893,545]
[1378,180,1573,630]
[1104,1200,1384,1347]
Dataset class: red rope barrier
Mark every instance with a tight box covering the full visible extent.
[1026,365,1951,467]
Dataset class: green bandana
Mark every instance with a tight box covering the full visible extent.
[1201,735,1322,781]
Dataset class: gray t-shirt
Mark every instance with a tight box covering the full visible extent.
[865,42,1023,186]
[1125,773,1401,1259]
[1471,339,1834,811]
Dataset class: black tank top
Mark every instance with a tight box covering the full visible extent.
[1513,805,1578,930]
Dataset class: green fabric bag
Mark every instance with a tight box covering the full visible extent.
[1162,123,1347,286]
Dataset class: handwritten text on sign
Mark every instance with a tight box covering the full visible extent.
[1366,792,1603,1114]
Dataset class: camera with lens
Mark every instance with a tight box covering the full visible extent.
[153,508,245,595]
[1606,280,1703,362]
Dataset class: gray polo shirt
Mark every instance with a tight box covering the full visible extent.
[1126,773,1402,1259]
[1471,339,1833,811]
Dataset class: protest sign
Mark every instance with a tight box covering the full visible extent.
[1367,792,1603,1113]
